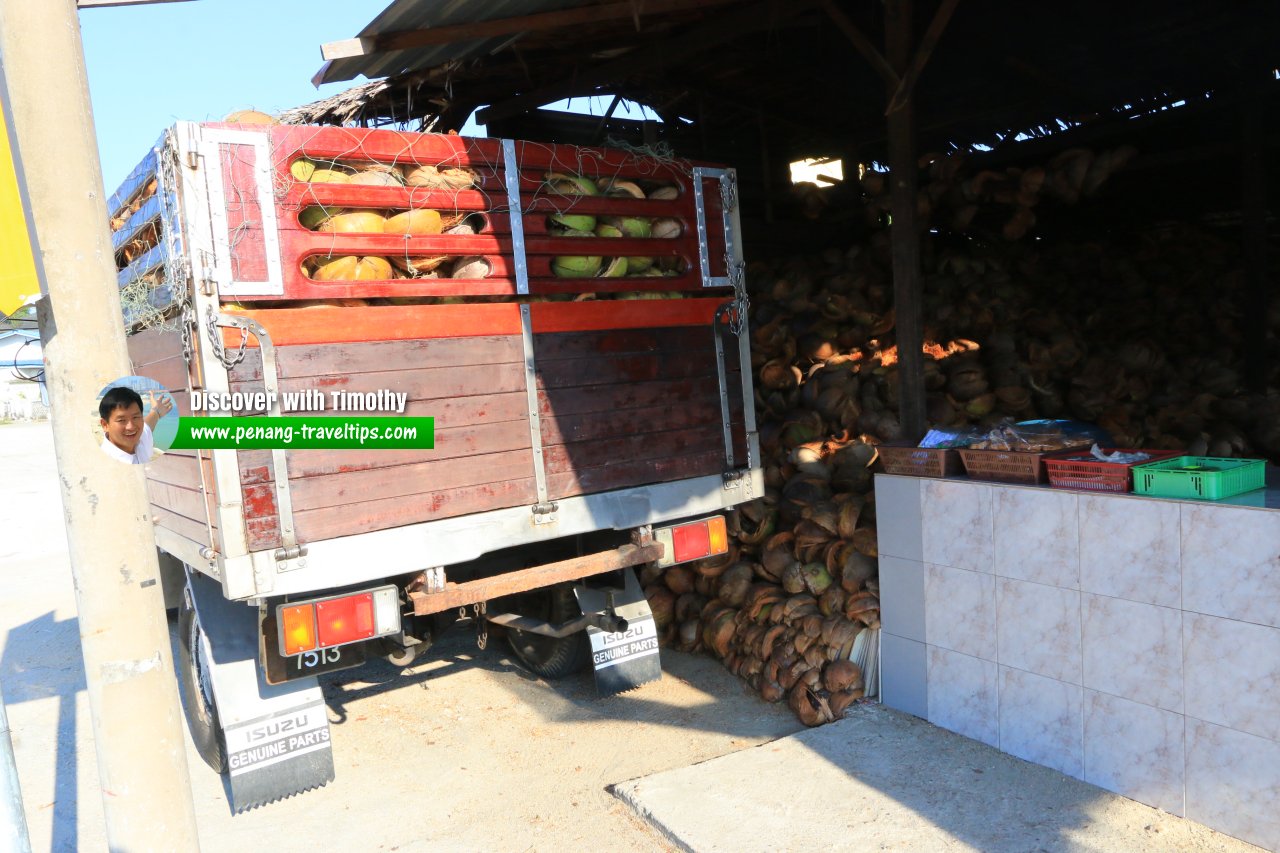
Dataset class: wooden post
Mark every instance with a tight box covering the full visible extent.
[1240,82,1269,391]
[885,0,927,442]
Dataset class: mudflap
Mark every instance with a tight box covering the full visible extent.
[574,568,662,697]
[187,573,335,812]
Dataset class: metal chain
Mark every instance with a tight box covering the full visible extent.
[204,304,248,369]
[719,171,738,213]
[473,602,488,650]
[179,302,195,365]
[728,260,749,337]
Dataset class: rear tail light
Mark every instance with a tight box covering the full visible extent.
[277,585,401,657]
[654,516,730,567]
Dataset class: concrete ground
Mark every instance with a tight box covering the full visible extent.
[0,419,1267,852]
[616,705,1266,853]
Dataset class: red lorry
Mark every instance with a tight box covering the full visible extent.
[110,120,758,809]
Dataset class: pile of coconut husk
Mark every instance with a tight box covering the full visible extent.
[642,144,1278,727]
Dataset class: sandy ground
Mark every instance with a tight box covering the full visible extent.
[0,419,1268,853]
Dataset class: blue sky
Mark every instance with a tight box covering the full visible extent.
[80,0,388,188]
[79,1,660,194]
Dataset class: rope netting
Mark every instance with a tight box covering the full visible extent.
[215,124,706,305]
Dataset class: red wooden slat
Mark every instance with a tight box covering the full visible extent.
[229,335,523,380]
[529,298,725,333]
[219,304,523,346]
[152,505,215,547]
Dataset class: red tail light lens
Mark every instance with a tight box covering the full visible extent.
[315,593,375,648]
[672,522,712,564]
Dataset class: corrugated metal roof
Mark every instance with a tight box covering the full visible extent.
[314,0,593,86]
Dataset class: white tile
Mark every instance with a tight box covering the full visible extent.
[1184,613,1280,742]
[1079,495,1180,607]
[874,475,923,563]
[921,480,993,573]
[1081,594,1183,713]
[993,487,1079,588]
[1186,718,1280,851]
[925,564,996,660]
[998,666,1084,778]
[1181,503,1280,629]
[1083,690,1184,816]
[996,579,1081,684]
[927,646,998,747]
[880,633,927,719]
[879,556,925,643]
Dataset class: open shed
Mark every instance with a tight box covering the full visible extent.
[287,0,1280,447]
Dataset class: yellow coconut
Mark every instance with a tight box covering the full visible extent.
[291,158,318,182]
[320,210,386,233]
[384,209,443,235]
[598,178,646,199]
[311,255,393,281]
[309,169,351,184]
[223,110,278,125]
[648,185,680,200]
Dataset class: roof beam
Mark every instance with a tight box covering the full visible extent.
[885,0,960,114]
[476,0,817,125]
[821,0,898,87]
[321,0,746,61]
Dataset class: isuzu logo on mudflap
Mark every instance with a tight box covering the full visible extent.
[588,618,658,670]
[224,701,331,777]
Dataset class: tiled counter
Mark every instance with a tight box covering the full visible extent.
[875,473,1280,851]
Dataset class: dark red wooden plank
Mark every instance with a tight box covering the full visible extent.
[546,450,725,501]
[245,479,539,551]
[541,401,724,446]
[535,352,719,390]
[237,420,532,481]
[243,448,534,518]
[229,335,523,381]
[229,363,528,412]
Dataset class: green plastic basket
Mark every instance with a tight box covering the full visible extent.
[1131,456,1266,500]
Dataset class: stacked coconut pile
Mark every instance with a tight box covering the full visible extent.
[645,143,1279,726]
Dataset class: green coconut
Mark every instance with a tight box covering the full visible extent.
[299,205,342,230]
[595,223,624,238]
[546,172,599,233]
[551,255,603,277]
[599,257,628,278]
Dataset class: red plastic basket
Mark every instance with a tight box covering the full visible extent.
[1044,448,1181,493]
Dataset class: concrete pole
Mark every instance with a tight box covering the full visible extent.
[0,681,32,853]
[0,1,200,849]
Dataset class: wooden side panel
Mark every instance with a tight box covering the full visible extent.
[127,328,216,549]
[535,326,749,501]
[238,333,535,551]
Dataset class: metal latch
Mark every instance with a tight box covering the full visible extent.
[532,501,559,525]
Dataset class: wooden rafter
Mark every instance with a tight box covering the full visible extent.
[476,0,819,125]
[885,0,960,114]
[321,0,746,61]
[821,0,898,87]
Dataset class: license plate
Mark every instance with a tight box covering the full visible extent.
[260,606,368,684]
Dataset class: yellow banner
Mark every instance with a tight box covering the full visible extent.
[0,98,39,319]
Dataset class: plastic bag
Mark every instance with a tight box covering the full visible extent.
[967,419,1111,452]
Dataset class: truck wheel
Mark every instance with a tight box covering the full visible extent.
[505,583,589,679]
[177,592,228,773]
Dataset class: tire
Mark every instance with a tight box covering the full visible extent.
[505,582,589,679]
[177,592,228,773]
